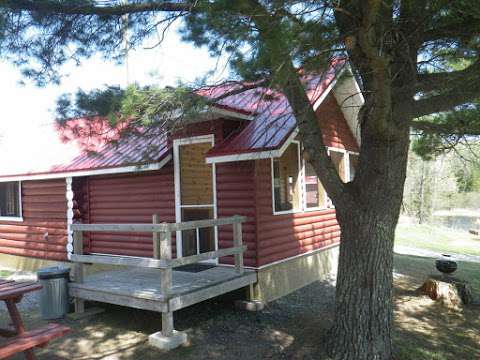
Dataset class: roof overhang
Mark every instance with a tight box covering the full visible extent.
[211,107,254,121]
[205,63,364,165]
[331,65,364,145]
[0,154,172,182]
[206,128,299,164]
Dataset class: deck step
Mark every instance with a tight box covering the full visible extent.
[0,323,70,359]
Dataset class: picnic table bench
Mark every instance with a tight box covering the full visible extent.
[0,279,70,360]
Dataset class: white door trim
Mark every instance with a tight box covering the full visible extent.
[173,134,217,261]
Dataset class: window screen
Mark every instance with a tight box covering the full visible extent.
[273,143,301,212]
[0,182,21,218]
[304,162,326,209]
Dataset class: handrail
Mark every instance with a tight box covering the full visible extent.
[71,215,247,297]
[71,215,246,233]
[69,245,247,269]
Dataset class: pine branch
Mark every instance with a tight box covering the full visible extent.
[0,0,192,16]
[411,120,480,136]
[416,60,480,93]
[413,80,480,118]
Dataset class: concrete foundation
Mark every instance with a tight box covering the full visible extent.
[148,330,188,350]
[235,299,265,312]
[0,253,69,272]
[251,245,339,303]
[0,253,128,277]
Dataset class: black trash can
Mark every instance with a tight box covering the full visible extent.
[37,267,71,319]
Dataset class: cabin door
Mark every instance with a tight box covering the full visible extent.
[173,135,217,260]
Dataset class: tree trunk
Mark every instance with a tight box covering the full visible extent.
[328,130,410,360]
[329,210,396,359]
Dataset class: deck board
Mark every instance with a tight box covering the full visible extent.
[69,266,256,312]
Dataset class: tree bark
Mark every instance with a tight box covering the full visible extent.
[329,146,408,359]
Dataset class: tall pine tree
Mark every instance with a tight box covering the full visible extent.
[1,1,480,359]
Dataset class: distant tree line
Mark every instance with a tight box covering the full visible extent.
[404,142,480,222]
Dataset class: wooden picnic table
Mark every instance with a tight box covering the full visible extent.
[0,279,70,360]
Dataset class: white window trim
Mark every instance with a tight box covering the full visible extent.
[173,134,218,263]
[271,140,304,216]
[271,145,360,215]
[0,181,23,222]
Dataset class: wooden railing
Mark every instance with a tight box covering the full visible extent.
[70,215,247,300]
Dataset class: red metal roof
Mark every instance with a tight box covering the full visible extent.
[204,59,345,158]
[0,59,345,179]
[0,117,170,179]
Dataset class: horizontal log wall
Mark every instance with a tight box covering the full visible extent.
[254,159,340,266]
[216,161,257,267]
[83,163,176,257]
[0,179,68,261]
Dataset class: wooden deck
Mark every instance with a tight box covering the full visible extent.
[69,266,257,313]
[68,216,254,349]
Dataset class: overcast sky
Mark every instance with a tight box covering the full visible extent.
[0,22,224,169]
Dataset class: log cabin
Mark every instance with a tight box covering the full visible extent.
[0,61,363,344]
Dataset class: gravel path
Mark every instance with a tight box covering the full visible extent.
[394,245,480,263]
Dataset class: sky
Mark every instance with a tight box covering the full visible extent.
[0,22,225,174]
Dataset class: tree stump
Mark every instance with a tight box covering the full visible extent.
[418,275,474,308]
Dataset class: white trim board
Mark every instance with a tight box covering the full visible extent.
[173,134,218,262]
[206,128,300,164]
[0,180,23,222]
[211,107,254,121]
[0,155,172,182]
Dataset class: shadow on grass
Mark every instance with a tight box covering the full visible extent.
[9,255,478,360]
[393,254,480,360]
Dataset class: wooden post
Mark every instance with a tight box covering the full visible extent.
[159,229,173,337]
[152,214,160,259]
[73,230,85,313]
[233,220,244,275]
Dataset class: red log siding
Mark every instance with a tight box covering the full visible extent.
[216,161,257,267]
[255,159,340,266]
[83,163,176,257]
[254,96,356,266]
[318,94,359,152]
[0,179,68,261]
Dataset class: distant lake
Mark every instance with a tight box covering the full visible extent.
[433,211,480,231]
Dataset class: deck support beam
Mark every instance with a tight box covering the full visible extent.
[150,221,187,349]
[73,230,85,314]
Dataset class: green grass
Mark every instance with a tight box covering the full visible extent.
[394,253,480,293]
[0,270,13,278]
[395,223,480,257]
[393,254,480,360]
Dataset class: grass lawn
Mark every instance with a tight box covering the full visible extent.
[393,254,480,360]
[395,223,480,256]
[0,269,13,278]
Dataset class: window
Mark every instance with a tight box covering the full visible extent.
[304,161,327,209]
[273,142,301,213]
[271,144,360,214]
[0,182,22,219]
